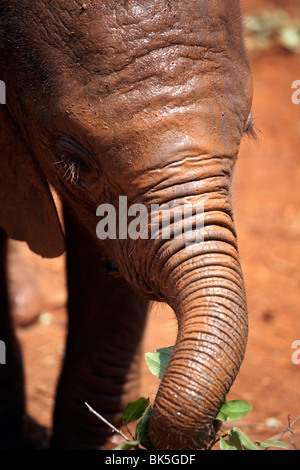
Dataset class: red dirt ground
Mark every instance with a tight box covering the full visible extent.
[6,0,300,450]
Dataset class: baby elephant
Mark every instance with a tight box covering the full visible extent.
[0,0,253,450]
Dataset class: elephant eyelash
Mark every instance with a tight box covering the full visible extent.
[244,119,261,142]
[52,134,101,187]
[53,155,81,183]
[53,149,101,189]
[62,157,81,183]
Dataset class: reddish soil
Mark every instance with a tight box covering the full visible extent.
[7,0,300,450]
[243,0,300,15]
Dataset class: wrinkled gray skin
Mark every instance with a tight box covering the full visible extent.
[0,0,253,450]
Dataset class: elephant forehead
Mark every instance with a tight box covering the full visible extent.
[1,1,250,119]
[3,0,244,76]
[60,0,244,76]
[68,3,231,70]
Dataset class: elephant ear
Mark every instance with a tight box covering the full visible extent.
[0,106,65,258]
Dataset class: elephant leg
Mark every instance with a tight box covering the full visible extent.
[51,205,149,450]
[0,228,25,449]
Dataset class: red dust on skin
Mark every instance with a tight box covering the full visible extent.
[2,0,300,451]
[11,46,300,449]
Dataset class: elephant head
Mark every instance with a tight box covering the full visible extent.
[0,0,253,449]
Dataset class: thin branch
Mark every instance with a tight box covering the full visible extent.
[124,423,135,442]
[207,435,222,450]
[275,415,300,441]
[84,402,129,442]
[288,434,299,451]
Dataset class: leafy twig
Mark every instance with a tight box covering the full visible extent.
[274,415,300,449]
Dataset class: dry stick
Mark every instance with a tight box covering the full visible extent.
[124,423,136,442]
[274,415,300,446]
[85,402,130,442]
[260,415,300,451]
[288,434,299,451]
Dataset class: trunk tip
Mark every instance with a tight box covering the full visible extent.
[149,405,222,450]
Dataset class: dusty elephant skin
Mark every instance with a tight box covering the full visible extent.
[0,0,253,450]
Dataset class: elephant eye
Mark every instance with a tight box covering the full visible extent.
[53,134,100,187]
[57,154,83,183]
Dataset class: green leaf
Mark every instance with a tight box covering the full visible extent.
[255,439,289,450]
[135,406,155,450]
[232,427,261,450]
[145,346,174,379]
[216,400,252,422]
[113,440,140,450]
[224,429,244,450]
[219,436,238,450]
[122,397,150,425]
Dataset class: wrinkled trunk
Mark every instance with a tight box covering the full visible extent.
[117,174,249,449]
[147,209,248,450]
